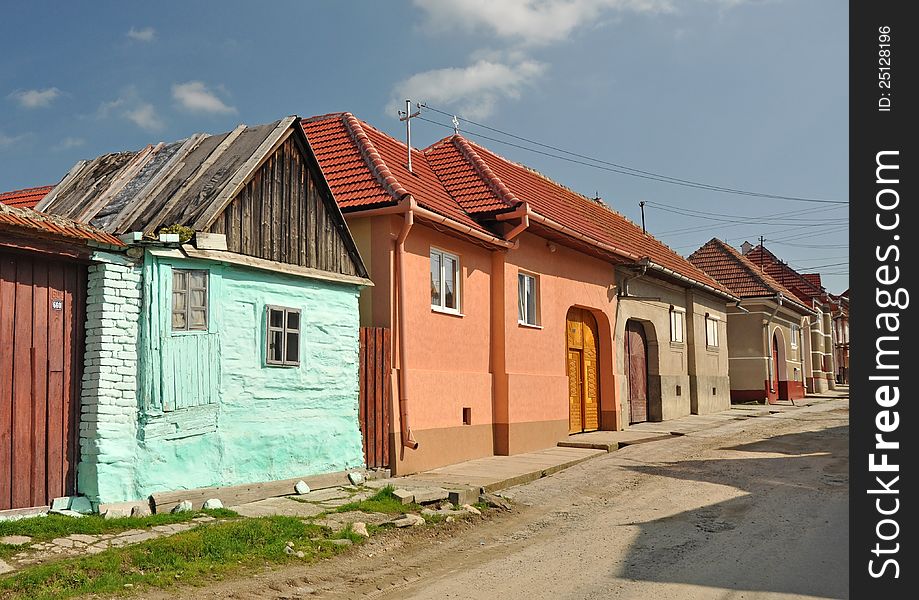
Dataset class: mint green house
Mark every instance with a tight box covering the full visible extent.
[38,117,373,505]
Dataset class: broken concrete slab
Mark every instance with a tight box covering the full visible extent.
[231,497,325,518]
[412,487,450,504]
[0,535,31,545]
[392,489,415,504]
[391,514,425,528]
[298,488,350,502]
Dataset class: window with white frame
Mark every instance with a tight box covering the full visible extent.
[791,324,800,349]
[517,272,539,326]
[430,248,460,312]
[172,269,208,331]
[669,306,685,343]
[705,314,720,347]
[266,305,301,367]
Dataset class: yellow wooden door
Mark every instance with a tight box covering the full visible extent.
[567,349,583,434]
[582,316,600,431]
[566,308,600,434]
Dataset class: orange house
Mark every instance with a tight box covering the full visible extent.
[303,113,735,474]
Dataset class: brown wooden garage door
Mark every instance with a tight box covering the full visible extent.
[0,250,85,511]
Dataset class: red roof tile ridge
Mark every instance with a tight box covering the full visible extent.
[448,135,520,209]
[301,112,349,123]
[340,113,410,201]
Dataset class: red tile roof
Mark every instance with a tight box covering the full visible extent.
[427,135,730,295]
[0,202,124,247]
[688,239,812,313]
[0,185,53,209]
[302,113,732,298]
[801,273,822,288]
[743,245,826,306]
[302,114,489,232]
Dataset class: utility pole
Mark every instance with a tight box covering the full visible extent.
[759,235,765,271]
[639,201,646,234]
[398,99,421,172]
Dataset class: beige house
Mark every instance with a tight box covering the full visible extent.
[690,239,816,403]
[743,244,837,393]
[614,259,735,424]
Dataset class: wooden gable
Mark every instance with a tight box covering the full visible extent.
[206,129,367,279]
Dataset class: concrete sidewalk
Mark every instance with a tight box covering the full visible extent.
[380,386,850,498]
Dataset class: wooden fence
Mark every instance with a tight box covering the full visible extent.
[358,327,391,469]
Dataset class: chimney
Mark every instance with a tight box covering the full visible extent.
[741,241,753,255]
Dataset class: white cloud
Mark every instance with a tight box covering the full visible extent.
[172,81,236,115]
[0,130,27,148]
[413,0,673,46]
[125,103,164,131]
[9,87,61,109]
[392,59,546,120]
[53,137,86,151]
[127,26,156,42]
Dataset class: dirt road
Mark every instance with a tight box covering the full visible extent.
[147,398,849,600]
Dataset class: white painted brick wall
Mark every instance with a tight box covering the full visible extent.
[77,254,143,504]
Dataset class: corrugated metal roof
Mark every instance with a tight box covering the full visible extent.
[0,202,124,247]
[36,117,298,235]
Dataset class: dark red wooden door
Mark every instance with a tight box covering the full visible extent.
[358,327,391,469]
[0,250,84,510]
[626,321,648,424]
[772,334,780,392]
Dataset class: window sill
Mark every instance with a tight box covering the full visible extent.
[431,306,464,318]
[669,341,685,349]
[517,321,543,330]
[706,346,721,353]
[265,362,301,368]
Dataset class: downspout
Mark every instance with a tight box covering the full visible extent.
[395,196,419,449]
[495,203,530,245]
[764,293,783,394]
[619,258,650,297]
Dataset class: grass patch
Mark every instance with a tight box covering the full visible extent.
[0,509,235,546]
[0,516,349,600]
[333,486,419,515]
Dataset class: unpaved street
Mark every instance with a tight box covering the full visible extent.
[148,397,849,600]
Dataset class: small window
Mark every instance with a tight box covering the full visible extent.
[172,269,208,331]
[266,305,301,367]
[430,248,460,313]
[669,306,685,343]
[517,272,539,326]
[791,324,800,349]
[705,314,720,348]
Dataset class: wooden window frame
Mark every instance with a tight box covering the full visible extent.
[266,305,301,367]
[172,268,209,332]
[669,306,685,344]
[517,271,540,327]
[430,247,461,314]
[705,314,720,348]
[791,324,800,349]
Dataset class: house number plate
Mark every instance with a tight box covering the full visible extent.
[52,299,63,310]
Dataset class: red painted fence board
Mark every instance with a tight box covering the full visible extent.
[0,250,84,510]
[358,328,391,469]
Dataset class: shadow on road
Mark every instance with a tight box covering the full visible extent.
[615,425,849,599]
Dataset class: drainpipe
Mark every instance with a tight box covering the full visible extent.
[764,293,783,395]
[394,196,419,449]
[619,258,650,297]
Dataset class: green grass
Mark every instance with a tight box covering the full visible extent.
[0,509,237,545]
[0,516,355,600]
[333,485,419,515]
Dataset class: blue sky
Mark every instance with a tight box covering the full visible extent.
[1,0,848,292]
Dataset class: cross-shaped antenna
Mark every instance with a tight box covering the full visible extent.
[398,99,421,172]
[452,115,460,135]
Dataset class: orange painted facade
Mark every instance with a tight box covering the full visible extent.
[350,216,620,474]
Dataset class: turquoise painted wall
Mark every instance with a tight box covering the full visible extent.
[130,251,364,500]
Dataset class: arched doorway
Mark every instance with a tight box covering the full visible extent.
[626,320,650,424]
[566,308,599,434]
[772,328,788,400]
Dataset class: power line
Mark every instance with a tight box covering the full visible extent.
[647,203,846,229]
[419,106,847,205]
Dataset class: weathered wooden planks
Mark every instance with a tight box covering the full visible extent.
[359,327,391,469]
